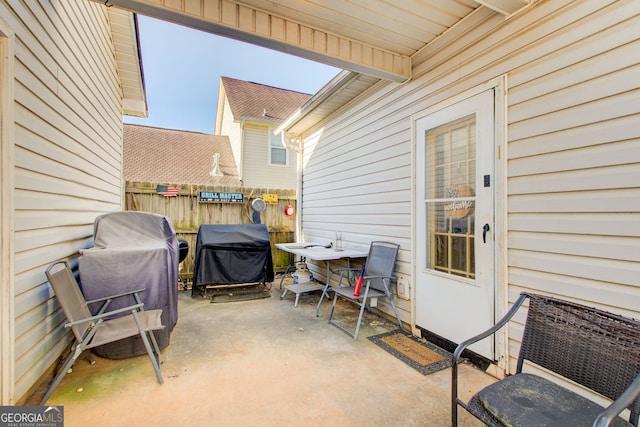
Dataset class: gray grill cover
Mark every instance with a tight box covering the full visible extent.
[79,211,178,359]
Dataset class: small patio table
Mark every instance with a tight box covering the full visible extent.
[275,242,369,316]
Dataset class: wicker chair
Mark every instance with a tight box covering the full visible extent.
[452,292,640,427]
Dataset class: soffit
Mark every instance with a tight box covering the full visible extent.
[99,0,532,82]
[107,8,148,117]
[276,70,381,137]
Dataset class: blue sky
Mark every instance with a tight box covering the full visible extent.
[123,15,340,134]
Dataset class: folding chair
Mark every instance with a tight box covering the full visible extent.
[328,241,404,340]
[41,261,165,405]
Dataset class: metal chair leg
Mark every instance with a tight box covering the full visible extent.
[133,312,163,385]
[40,345,82,405]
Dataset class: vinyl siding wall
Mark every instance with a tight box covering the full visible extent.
[1,0,124,403]
[218,97,243,178]
[241,124,297,190]
[299,0,640,372]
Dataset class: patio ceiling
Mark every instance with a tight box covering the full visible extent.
[101,0,532,82]
[100,0,533,135]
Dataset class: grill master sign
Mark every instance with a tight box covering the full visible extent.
[198,191,244,204]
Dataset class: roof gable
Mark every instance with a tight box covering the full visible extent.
[220,76,312,124]
[124,124,241,186]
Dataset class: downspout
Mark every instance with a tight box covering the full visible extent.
[277,131,302,241]
[274,71,362,242]
[280,132,300,152]
[294,136,303,242]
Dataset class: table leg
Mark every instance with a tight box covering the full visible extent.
[314,258,358,316]
[315,260,332,316]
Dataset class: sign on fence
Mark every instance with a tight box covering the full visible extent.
[198,191,244,204]
[263,194,278,204]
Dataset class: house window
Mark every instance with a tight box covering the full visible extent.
[268,128,288,166]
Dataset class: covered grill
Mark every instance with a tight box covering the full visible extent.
[79,211,179,359]
[192,224,274,295]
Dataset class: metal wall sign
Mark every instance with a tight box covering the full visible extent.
[262,194,278,204]
[198,191,244,204]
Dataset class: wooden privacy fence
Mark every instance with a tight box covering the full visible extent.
[125,181,297,278]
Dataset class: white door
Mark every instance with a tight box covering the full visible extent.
[415,89,496,359]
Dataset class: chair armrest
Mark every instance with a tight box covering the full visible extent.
[362,275,392,280]
[593,372,640,427]
[87,288,147,315]
[453,293,529,364]
[85,288,147,305]
[362,275,394,289]
[65,302,145,328]
[452,292,530,427]
[334,267,361,287]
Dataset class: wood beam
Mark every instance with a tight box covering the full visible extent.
[100,0,411,82]
[475,0,532,16]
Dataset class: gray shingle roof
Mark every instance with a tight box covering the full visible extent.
[123,124,241,186]
[221,76,312,123]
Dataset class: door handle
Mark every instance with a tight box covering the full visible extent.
[482,224,490,243]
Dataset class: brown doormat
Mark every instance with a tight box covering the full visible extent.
[368,330,452,375]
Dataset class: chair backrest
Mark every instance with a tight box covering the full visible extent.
[46,262,93,342]
[363,241,400,292]
[518,293,640,416]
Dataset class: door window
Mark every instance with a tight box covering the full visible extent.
[425,115,476,279]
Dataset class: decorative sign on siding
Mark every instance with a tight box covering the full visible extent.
[198,191,244,204]
[444,185,473,218]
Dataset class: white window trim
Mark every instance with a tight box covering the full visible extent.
[268,128,289,167]
[0,17,15,405]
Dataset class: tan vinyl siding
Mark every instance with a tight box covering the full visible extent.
[241,124,297,189]
[300,85,413,320]
[4,0,124,402]
[299,0,640,371]
[219,98,243,177]
[504,0,640,374]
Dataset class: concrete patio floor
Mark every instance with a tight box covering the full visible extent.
[31,277,496,427]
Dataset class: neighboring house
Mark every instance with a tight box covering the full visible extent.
[0,2,145,403]
[123,124,240,187]
[215,76,312,190]
[122,123,296,275]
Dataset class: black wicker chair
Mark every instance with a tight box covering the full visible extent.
[452,292,640,427]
